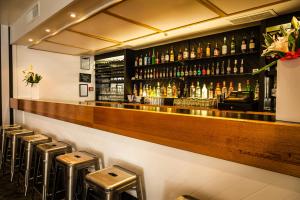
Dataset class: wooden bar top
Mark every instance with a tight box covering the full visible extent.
[10,98,300,178]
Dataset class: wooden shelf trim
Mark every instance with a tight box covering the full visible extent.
[10,98,300,178]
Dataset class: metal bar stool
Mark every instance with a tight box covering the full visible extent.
[6,129,34,182]
[32,141,72,200]
[19,134,52,196]
[0,124,22,170]
[83,165,144,200]
[52,151,100,200]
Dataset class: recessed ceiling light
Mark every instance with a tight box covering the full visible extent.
[28,38,33,42]
[70,13,76,18]
[45,29,51,33]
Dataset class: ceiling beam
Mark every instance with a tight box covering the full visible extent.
[103,10,164,33]
[196,0,227,17]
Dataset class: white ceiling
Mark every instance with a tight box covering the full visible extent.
[0,0,36,25]
[11,0,300,55]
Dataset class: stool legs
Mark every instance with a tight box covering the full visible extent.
[10,135,17,182]
[0,131,7,170]
[66,166,76,200]
[24,144,33,196]
[42,153,51,200]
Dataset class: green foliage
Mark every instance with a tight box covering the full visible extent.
[23,71,43,87]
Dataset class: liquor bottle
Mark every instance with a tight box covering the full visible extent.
[190,82,196,98]
[161,53,165,64]
[152,49,156,64]
[177,67,181,77]
[197,43,203,58]
[226,59,231,74]
[139,55,143,66]
[240,59,244,74]
[177,83,181,98]
[202,83,208,99]
[197,65,201,76]
[150,69,153,79]
[245,80,251,91]
[173,67,176,77]
[156,82,161,97]
[147,52,151,65]
[135,69,139,79]
[221,61,225,75]
[221,81,227,98]
[139,82,143,96]
[156,69,159,78]
[216,62,220,75]
[185,66,189,76]
[152,86,156,97]
[156,52,160,64]
[144,54,148,65]
[254,80,259,100]
[159,69,163,78]
[133,84,138,96]
[178,49,183,61]
[215,82,221,97]
[163,84,167,97]
[230,36,236,54]
[172,83,177,98]
[135,57,138,67]
[162,68,166,78]
[196,81,201,98]
[211,62,215,75]
[183,48,189,60]
[190,47,196,59]
[139,69,143,79]
[165,50,170,62]
[153,68,156,79]
[183,83,189,97]
[170,47,175,62]
[238,82,242,91]
[241,36,247,53]
[166,68,169,78]
[249,32,255,52]
[206,43,211,57]
[208,82,214,99]
[233,59,238,74]
[228,81,234,96]
[213,42,220,57]
[169,67,173,77]
[207,64,211,75]
[202,65,206,75]
[180,67,184,77]
[191,65,196,76]
[167,83,172,97]
[189,66,193,76]
[222,36,228,55]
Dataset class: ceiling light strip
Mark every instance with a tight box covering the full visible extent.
[196,0,227,17]
[103,10,164,33]
[67,29,122,44]
[28,0,124,49]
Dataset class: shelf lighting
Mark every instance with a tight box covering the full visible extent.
[45,29,51,33]
[28,38,33,42]
[70,12,76,18]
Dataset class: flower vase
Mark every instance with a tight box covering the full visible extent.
[30,84,39,100]
[276,58,300,123]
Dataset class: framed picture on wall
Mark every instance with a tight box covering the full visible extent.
[79,73,91,83]
[80,56,90,70]
[79,84,88,97]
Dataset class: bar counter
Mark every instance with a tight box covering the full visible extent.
[10,98,300,178]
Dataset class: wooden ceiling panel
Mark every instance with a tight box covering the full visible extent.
[69,13,155,42]
[107,0,219,31]
[209,0,286,14]
[30,41,88,55]
[47,30,116,51]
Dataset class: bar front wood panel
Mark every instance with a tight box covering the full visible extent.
[10,98,300,178]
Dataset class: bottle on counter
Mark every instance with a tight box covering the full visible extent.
[170,46,175,62]
[221,81,228,98]
[172,82,177,98]
[206,42,211,57]
[196,81,201,98]
[215,82,221,97]
[167,83,172,97]
[190,82,196,98]
[133,84,138,96]
[228,81,234,96]
[156,82,161,97]
[208,82,214,99]
[202,83,208,99]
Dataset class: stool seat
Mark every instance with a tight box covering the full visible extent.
[1,124,22,130]
[86,166,137,190]
[22,134,49,144]
[56,151,96,166]
[7,129,34,137]
[37,141,71,153]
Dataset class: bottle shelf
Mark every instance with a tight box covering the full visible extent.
[134,51,259,68]
[132,73,257,81]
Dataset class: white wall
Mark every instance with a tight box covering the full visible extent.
[13,45,94,101]
[12,46,300,200]
[1,25,10,124]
